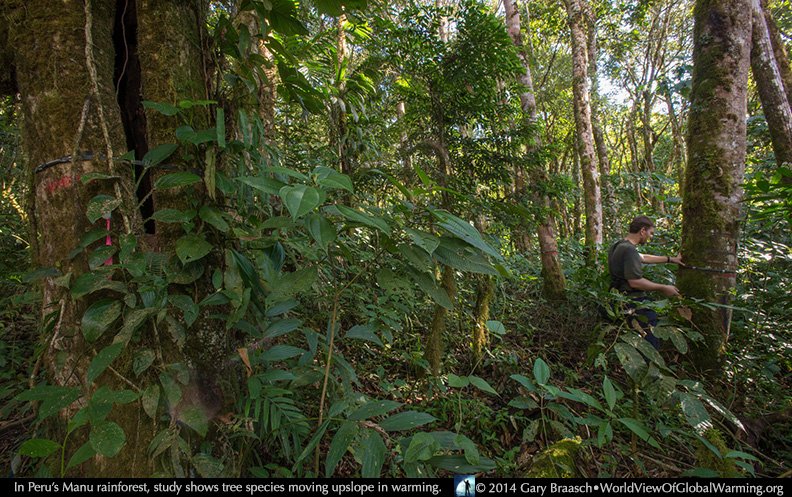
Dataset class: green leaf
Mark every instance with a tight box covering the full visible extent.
[22,267,61,283]
[316,172,354,193]
[603,376,617,411]
[18,439,61,458]
[175,234,213,263]
[87,342,124,385]
[262,318,303,340]
[81,299,122,343]
[90,420,126,457]
[405,432,439,463]
[617,417,660,448]
[155,172,202,190]
[447,373,469,388]
[336,204,391,235]
[678,393,712,433]
[66,441,96,471]
[268,266,318,302]
[431,209,501,259]
[168,295,199,327]
[180,405,209,437]
[280,184,325,220]
[345,324,383,347]
[151,208,196,223]
[412,270,453,310]
[216,108,226,148]
[88,245,117,269]
[348,400,403,421]
[486,320,506,335]
[533,358,550,385]
[81,172,119,184]
[17,386,83,420]
[325,421,358,477]
[361,432,387,478]
[86,195,122,223]
[133,349,156,376]
[71,270,126,299]
[142,143,178,167]
[404,228,440,254]
[614,342,648,382]
[199,206,229,232]
[234,176,287,195]
[260,345,306,362]
[378,411,437,432]
[398,244,434,273]
[510,374,538,392]
[142,101,179,116]
[456,434,481,465]
[468,375,498,396]
[142,385,160,419]
[426,454,496,473]
[305,214,336,252]
[725,450,761,462]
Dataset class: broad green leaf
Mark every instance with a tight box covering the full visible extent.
[192,453,224,478]
[86,195,122,223]
[175,234,213,263]
[160,371,182,407]
[510,374,538,392]
[378,411,437,432]
[180,405,209,437]
[305,214,336,252]
[235,176,288,195]
[88,245,117,269]
[79,227,110,248]
[433,241,499,276]
[142,143,179,167]
[431,209,501,259]
[115,308,156,346]
[280,184,324,220]
[468,375,499,396]
[533,358,550,385]
[412,271,453,310]
[447,373,469,388]
[66,441,96,471]
[404,227,440,254]
[348,400,403,421]
[151,208,196,223]
[216,108,226,148]
[361,432,387,478]
[155,172,202,190]
[456,434,481,465]
[618,417,660,448]
[22,267,61,283]
[725,450,761,462]
[603,376,617,411]
[262,318,303,340]
[133,349,156,376]
[168,295,199,327]
[81,300,122,343]
[71,269,126,299]
[426,454,496,474]
[345,324,383,347]
[336,204,390,235]
[405,432,439,463]
[142,101,179,116]
[679,392,712,434]
[316,173,354,193]
[260,345,306,362]
[81,172,119,184]
[90,420,125,457]
[199,206,229,232]
[614,342,648,382]
[268,266,318,302]
[142,385,160,419]
[325,421,358,477]
[86,342,124,385]
[398,244,434,273]
[18,439,61,458]
[486,320,506,335]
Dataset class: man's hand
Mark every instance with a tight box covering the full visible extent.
[662,284,681,297]
[670,255,684,265]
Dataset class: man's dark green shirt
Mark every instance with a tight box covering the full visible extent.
[608,239,646,298]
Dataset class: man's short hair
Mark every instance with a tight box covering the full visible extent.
[628,215,655,234]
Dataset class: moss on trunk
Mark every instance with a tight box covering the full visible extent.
[424,265,456,375]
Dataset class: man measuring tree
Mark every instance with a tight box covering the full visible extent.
[607,215,684,349]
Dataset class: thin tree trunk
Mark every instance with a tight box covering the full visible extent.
[678,0,752,375]
[566,0,603,260]
[505,0,566,300]
[763,0,792,107]
[751,0,792,169]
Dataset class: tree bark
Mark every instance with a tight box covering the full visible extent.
[566,0,603,260]
[751,0,792,169]
[678,0,752,374]
[763,0,792,107]
[505,0,566,301]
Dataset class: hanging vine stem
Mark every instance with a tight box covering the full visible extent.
[84,0,131,234]
[313,244,387,474]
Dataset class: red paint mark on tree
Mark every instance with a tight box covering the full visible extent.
[44,174,82,195]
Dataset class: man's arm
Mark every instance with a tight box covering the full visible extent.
[627,278,681,297]
[640,254,684,265]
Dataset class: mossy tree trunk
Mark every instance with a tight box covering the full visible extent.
[763,0,792,108]
[7,0,238,476]
[504,0,566,301]
[750,0,792,169]
[678,0,751,374]
[566,0,603,261]
[423,265,456,375]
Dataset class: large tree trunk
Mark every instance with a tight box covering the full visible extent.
[8,0,238,477]
[504,0,566,301]
[678,0,752,374]
[751,0,792,169]
[566,0,603,260]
